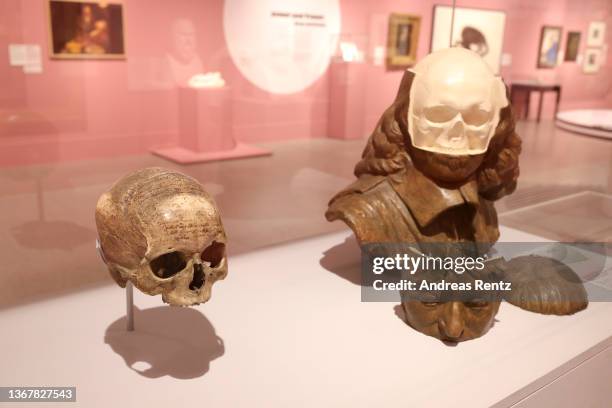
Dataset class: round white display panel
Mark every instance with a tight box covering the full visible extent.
[223,0,341,94]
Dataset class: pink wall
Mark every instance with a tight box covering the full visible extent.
[0,0,611,167]
[0,0,329,166]
[346,0,612,134]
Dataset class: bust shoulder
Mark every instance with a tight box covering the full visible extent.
[326,176,417,245]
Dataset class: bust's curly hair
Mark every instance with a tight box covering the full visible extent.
[354,71,521,201]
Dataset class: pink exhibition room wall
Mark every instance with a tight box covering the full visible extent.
[345,0,612,134]
[0,0,329,167]
[1,0,611,167]
[1,0,177,166]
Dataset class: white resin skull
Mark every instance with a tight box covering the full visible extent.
[408,48,508,156]
[95,168,228,306]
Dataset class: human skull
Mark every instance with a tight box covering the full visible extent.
[95,168,228,306]
[408,48,508,156]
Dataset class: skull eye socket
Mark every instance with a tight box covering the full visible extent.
[202,241,226,268]
[424,106,457,122]
[150,251,187,279]
[462,108,491,126]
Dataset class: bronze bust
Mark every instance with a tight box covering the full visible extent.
[326,49,586,342]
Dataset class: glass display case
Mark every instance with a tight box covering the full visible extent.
[0,0,611,406]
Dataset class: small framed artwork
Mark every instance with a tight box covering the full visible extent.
[564,31,581,62]
[47,0,126,59]
[583,48,602,74]
[586,21,606,47]
[537,26,562,68]
[386,13,421,70]
[430,6,506,74]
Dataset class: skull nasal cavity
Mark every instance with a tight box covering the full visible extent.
[449,121,464,135]
[202,241,225,268]
[189,264,205,291]
[150,251,187,279]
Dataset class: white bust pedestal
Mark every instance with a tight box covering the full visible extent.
[152,86,270,164]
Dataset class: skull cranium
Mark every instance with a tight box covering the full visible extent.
[408,48,508,156]
[95,167,227,306]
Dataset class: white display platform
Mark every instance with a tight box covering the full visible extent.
[556,109,612,140]
[1,227,611,407]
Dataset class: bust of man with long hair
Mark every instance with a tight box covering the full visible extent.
[327,48,519,250]
[326,49,586,342]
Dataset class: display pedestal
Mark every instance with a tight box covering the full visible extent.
[1,226,610,407]
[152,87,270,164]
[327,61,367,140]
[556,109,612,140]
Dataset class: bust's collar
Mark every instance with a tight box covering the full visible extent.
[388,165,479,227]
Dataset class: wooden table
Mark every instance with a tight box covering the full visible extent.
[510,82,562,122]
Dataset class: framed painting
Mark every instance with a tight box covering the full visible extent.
[48,0,126,59]
[537,26,562,68]
[386,13,421,70]
[583,48,602,74]
[586,21,606,47]
[564,31,581,62]
[430,5,506,74]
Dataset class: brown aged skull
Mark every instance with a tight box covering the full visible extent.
[95,168,228,306]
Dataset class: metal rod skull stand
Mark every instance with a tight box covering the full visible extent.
[126,281,135,331]
[97,238,136,332]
